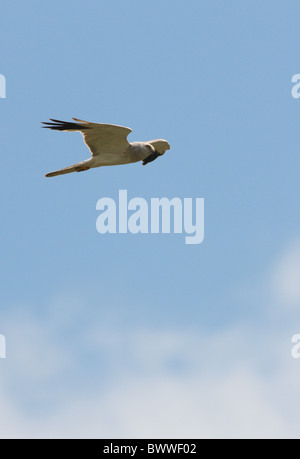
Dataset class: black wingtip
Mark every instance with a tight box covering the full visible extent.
[41,118,90,131]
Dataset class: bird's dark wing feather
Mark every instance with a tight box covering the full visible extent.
[41,119,90,131]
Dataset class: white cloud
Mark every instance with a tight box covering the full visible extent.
[26,367,288,439]
[1,239,300,438]
[270,239,300,309]
[0,321,299,439]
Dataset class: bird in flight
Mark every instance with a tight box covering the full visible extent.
[42,118,170,177]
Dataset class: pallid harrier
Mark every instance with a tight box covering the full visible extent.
[42,118,170,177]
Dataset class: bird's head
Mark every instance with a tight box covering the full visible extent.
[147,139,170,156]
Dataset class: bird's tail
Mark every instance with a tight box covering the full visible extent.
[45,160,90,177]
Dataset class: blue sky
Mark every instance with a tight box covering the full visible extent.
[1,0,300,438]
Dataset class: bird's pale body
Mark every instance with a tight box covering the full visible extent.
[89,142,149,167]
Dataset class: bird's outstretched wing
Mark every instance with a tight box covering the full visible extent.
[42,118,132,157]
